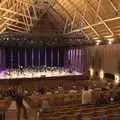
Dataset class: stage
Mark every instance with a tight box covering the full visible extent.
[0,68,82,79]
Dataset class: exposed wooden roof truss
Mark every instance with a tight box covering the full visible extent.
[0,0,55,33]
[53,0,120,40]
[0,0,120,41]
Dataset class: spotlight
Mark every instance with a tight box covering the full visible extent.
[108,40,112,45]
[114,74,120,85]
[99,70,104,80]
[96,40,101,46]
[104,35,113,38]
[93,37,99,40]
[107,38,114,45]
[96,42,100,45]
[89,67,94,79]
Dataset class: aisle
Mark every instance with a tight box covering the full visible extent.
[6,109,37,120]
[6,100,35,120]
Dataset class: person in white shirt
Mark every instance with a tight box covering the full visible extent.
[82,86,92,105]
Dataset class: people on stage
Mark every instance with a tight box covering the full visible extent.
[3,66,75,79]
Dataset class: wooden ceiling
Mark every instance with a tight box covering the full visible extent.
[0,0,55,32]
[0,0,120,41]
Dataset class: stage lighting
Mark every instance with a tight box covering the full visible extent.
[114,74,120,85]
[96,40,101,46]
[107,38,114,45]
[99,70,104,80]
[89,67,94,79]
[108,41,112,45]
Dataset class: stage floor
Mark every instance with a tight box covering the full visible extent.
[0,69,82,79]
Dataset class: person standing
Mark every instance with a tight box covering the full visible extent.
[15,87,28,120]
[82,87,91,105]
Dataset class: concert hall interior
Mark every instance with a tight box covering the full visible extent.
[0,0,120,120]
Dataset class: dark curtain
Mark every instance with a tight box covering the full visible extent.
[5,48,11,68]
[40,48,45,66]
[26,48,32,67]
[13,48,18,68]
[66,48,84,73]
[5,47,66,68]
[53,48,58,66]
[34,48,39,66]
[46,48,51,66]
[19,48,25,67]
[0,48,6,69]
[59,48,64,67]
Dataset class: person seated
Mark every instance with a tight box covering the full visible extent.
[54,90,59,94]
[69,86,77,93]
[98,94,108,105]
[113,92,120,101]
[58,86,64,94]
[38,87,45,95]
[46,91,52,95]
[39,97,50,113]
[100,112,108,120]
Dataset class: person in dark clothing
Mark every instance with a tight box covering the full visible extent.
[38,87,45,95]
[15,89,28,120]
[19,66,24,74]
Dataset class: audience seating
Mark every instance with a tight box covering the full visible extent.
[0,79,120,120]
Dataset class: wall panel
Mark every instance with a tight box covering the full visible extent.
[84,44,120,74]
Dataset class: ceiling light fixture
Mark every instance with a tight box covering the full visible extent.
[107,38,114,45]
[93,37,98,40]
[96,40,101,46]
[104,35,113,38]
[108,40,112,45]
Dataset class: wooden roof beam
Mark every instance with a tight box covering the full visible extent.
[30,0,38,19]
[66,0,100,37]
[39,0,56,18]
[0,0,9,8]
[27,6,33,25]
[22,7,30,31]
[16,0,42,9]
[69,16,120,33]
[108,0,118,12]
[63,17,68,33]
[71,12,76,31]
[86,0,114,36]
[19,3,29,31]
[54,0,73,21]
[5,23,27,31]
[0,4,17,28]
[0,27,6,33]
[95,0,101,22]
[7,26,26,33]
[0,3,24,32]
[3,17,26,26]
[0,6,37,20]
